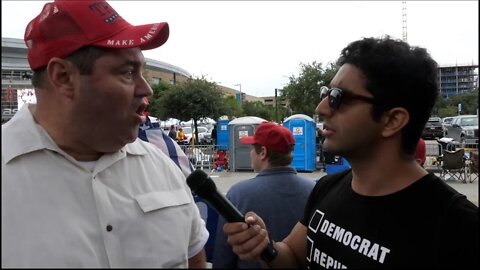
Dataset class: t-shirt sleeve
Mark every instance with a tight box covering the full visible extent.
[437,196,478,268]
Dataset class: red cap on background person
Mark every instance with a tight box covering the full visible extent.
[415,138,426,166]
[240,121,295,153]
[24,0,169,70]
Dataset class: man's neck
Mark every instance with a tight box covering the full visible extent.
[348,154,428,196]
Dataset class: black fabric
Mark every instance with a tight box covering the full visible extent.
[301,171,478,269]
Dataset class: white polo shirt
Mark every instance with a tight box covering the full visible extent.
[1,105,209,268]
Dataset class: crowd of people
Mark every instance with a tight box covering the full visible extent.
[2,0,477,269]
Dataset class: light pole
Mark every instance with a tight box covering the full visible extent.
[275,88,278,123]
[234,83,242,104]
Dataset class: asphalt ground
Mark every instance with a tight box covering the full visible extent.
[204,169,478,206]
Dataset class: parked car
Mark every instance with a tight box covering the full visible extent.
[181,126,209,144]
[421,117,445,140]
[446,115,478,144]
[203,126,214,144]
[442,116,455,129]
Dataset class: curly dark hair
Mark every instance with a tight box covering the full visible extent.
[337,35,439,155]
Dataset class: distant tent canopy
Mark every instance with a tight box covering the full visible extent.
[158,117,216,129]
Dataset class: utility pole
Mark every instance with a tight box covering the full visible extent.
[275,88,278,123]
[402,1,408,42]
[234,83,242,104]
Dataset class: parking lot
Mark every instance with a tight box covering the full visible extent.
[182,139,477,206]
[203,168,478,206]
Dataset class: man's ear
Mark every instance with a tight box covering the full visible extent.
[381,107,410,138]
[260,145,269,161]
[46,58,78,99]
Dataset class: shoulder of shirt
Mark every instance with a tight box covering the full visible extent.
[126,138,171,159]
[317,169,352,186]
[2,106,57,163]
[420,173,475,208]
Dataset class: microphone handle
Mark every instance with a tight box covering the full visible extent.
[206,193,278,262]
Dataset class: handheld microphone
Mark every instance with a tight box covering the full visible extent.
[186,169,278,263]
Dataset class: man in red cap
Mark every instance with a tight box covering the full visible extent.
[212,121,315,268]
[2,1,207,267]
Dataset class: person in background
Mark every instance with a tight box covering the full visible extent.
[2,1,208,267]
[177,127,187,145]
[212,121,315,268]
[168,124,178,141]
[139,99,194,177]
[211,123,218,146]
[221,36,478,268]
[416,137,426,167]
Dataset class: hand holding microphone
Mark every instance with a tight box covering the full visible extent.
[186,169,278,263]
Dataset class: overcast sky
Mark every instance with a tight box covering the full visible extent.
[2,1,478,97]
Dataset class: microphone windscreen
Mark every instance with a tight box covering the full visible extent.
[186,169,217,198]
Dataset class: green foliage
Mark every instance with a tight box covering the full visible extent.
[154,75,229,142]
[223,95,244,118]
[148,81,172,118]
[242,101,272,121]
[155,76,227,121]
[434,91,478,117]
[282,61,338,117]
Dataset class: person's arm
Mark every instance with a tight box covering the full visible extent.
[223,212,307,268]
[262,222,308,268]
[188,249,206,268]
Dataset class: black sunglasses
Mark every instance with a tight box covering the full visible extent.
[320,86,375,111]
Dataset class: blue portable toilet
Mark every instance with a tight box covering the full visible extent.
[326,157,351,174]
[216,118,230,151]
[284,114,316,172]
[229,116,267,171]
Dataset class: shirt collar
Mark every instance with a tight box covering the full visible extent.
[257,166,297,177]
[2,104,148,164]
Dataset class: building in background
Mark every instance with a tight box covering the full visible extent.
[438,64,479,98]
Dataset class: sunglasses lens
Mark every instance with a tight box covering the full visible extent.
[320,86,329,100]
[329,88,342,110]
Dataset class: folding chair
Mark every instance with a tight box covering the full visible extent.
[424,141,443,173]
[186,147,211,170]
[212,150,229,172]
[439,148,467,183]
[466,151,478,183]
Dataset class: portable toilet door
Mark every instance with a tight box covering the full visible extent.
[216,119,229,151]
[229,116,266,171]
[284,114,316,172]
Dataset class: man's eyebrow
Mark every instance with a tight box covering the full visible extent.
[123,60,143,68]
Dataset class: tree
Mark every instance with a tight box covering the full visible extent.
[434,91,478,117]
[281,61,338,118]
[223,95,244,118]
[148,81,172,118]
[242,101,272,121]
[154,75,228,143]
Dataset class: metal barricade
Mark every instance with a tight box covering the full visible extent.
[180,144,226,170]
[424,140,443,173]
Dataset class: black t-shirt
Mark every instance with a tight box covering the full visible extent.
[301,170,478,269]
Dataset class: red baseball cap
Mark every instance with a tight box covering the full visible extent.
[24,0,169,70]
[240,121,295,153]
